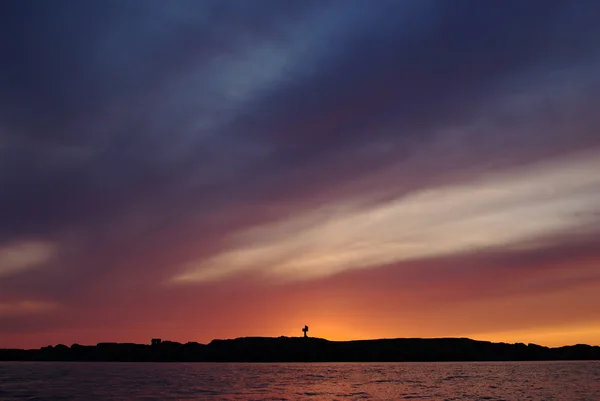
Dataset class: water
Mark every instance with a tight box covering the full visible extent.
[0,361,598,400]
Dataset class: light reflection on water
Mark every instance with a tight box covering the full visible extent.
[0,361,598,400]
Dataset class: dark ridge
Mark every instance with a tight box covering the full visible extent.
[1,337,598,362]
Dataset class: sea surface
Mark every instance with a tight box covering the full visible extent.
[0,361,598,400]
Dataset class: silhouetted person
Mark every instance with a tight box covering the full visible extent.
[302,325,309,338]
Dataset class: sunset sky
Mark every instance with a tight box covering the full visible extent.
[1,0,600,349]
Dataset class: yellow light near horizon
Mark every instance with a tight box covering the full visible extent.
[466,322,600,347]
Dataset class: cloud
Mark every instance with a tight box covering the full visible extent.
[0,300,58,317]
[173,151,600,282]
[2,1,599,247]
[0,241,56,278]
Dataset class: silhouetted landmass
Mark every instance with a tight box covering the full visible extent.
[1,337,598,362]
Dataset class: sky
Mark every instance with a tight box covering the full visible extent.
[1,0,600,349]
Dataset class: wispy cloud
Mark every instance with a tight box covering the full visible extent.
[174,151,600,282]
[0,241,56,278]
[0,300,58,317]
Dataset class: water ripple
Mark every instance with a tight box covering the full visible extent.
[0,361,598,400]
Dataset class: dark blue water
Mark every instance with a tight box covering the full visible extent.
[0,361,598,400]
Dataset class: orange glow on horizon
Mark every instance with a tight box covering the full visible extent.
[2,255,600,349]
